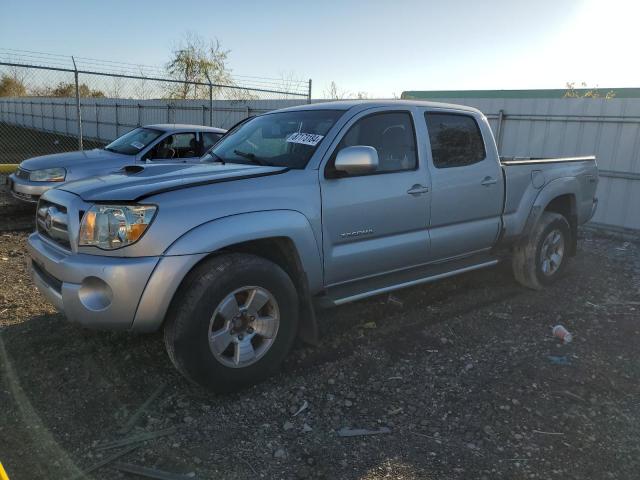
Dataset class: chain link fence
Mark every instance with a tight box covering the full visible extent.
[0,50,311,164]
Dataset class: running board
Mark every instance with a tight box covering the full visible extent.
[318,259,499,307]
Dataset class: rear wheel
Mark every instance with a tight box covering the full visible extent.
[512,212,571,290]
[164,253,298,392]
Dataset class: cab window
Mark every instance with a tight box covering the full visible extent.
[328,111,417,176]
[425,113,486,168]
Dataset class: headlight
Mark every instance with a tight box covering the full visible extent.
[29,167,66,182]
[79,204,157,250]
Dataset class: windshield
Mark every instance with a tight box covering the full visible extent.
[205,110,344,169]
[104,127,164,155]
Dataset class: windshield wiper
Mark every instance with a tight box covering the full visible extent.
[233,149,271,166]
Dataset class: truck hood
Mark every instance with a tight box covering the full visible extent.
[20,149,130,170]
[57,162,289,202]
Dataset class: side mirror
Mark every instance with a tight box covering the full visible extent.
[334,146,379,175]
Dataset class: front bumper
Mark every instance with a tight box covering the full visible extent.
[28,232,160,330]
[9,174,60,203]
[27,232,207,331]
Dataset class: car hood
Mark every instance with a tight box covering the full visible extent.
[20,149,131,170]
[58,162,289,202]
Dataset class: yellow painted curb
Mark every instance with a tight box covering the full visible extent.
[0,462,10,480]
[0,164,19,174]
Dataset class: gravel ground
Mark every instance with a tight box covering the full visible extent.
[0,230,639,480]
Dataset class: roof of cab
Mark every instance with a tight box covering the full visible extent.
[146,124,227,133]
[275,99,483,115]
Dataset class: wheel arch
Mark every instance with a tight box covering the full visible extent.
[520,178,579,255]
[132,210,322,344]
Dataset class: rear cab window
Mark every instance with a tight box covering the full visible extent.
[425,112,486,168]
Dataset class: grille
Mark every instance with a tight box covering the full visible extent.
[36,199,71,250]
[15,168,30,180]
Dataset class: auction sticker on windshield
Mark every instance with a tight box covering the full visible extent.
[286,132,324,146]
[130,141,145,150]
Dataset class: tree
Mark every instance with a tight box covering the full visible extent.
[107,76,125,98]
[564,82,616,99]
[38,81,105,98]
[278,70,306,95]
[65,82,104,98]
[165,32,233,99]
[134,67,152,100]
[324,81,349,100]
[0,73,27,97]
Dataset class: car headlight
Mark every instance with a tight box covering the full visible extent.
[79,204,157,250]
[29,167,66,182]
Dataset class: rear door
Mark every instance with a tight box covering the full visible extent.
[423,110,503,260]
[320,109,432,286]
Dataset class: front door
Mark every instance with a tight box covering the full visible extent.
[423,111,503,260]
[145,132,201,162]
[320,110,431,286]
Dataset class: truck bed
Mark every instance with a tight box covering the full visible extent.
[499,155,598,242]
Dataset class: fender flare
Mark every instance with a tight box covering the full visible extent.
[132,210,323,339]
[521,177,578,240]
[164,210,323,290]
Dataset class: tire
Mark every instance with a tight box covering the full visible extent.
[512,212,572,290]
[164,253,298,392]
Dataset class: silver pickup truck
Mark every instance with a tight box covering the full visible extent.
[27,100,598,391]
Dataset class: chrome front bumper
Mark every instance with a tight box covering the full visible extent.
[9,173,58,203]
[27,232,160,330]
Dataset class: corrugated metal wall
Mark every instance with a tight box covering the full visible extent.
[432,97,640,232]
[0,97,307,141]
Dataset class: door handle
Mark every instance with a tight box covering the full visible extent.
[407,184,429,196]
[481,176,498,186]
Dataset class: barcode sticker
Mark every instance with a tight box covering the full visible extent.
[286,132,324,146]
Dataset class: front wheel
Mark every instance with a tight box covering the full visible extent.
[512,212,571,290]
[164,253,298,392]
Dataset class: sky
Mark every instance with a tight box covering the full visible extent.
[1,0,639,98]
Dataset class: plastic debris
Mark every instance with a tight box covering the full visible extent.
[95,427,177,451]
[70,444,141,480]
[547,355,571,365]
[118,382,167,434]
[337,427,391,437]
[362,321,377,329]
[387,294,404,308]
[113,462,196,480]
[292,400,308,417]
[552,325,573,344]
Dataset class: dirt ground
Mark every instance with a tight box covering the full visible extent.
[0,230,638,480]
